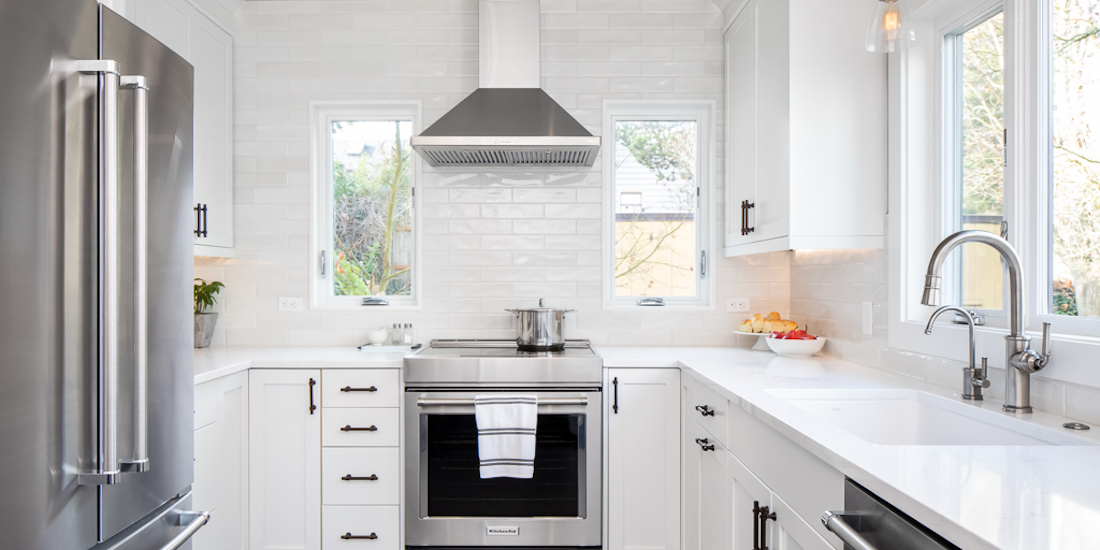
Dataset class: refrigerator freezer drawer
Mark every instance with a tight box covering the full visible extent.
[93,494,208,550]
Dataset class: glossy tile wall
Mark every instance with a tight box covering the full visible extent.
[194,0,792,347]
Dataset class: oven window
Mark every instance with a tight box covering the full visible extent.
[425,413,584,518]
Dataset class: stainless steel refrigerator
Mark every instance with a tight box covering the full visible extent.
[0,1,204,549]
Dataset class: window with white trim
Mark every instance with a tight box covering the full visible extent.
[890,0,1100,386]
[602,101,714,308]
[309,102,420,309]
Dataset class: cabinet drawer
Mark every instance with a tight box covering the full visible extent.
[322,370,400,408]
[323,408,400,447]
[194,382,217,430]
[321,448,400,505]
[322,506,400,550]
[684,379,729,447]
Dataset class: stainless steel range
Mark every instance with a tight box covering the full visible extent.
[404,340,603,550]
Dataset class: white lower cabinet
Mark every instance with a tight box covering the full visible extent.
[680,374,843,550]
[321,506,401,550]
[605,368,681,550]
[193,372,249,550]
[683,421,731,550]
[321,448,400,505]
[249,370,322,550]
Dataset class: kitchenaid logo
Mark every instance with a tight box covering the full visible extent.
[486,527,519,536]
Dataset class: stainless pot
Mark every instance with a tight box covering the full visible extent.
[506,299,576,351]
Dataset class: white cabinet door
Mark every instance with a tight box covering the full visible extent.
[193,372,249,550]
[769,493,835,550]
[249,370,322,550]
[606,368,680,550]
[683,421,730,550]
[725,0,790,249]
[727,451,774,550]
[189,10,233,249]
[135,0,234,254]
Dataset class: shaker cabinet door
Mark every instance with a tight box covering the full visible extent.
[606,368,681,550]
[249,370,322,550]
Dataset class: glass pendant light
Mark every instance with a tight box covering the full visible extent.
[866,0,916,53]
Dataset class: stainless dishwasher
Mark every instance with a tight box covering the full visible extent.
[822,479,962,550]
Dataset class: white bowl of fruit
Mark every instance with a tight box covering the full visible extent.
[764,329,826,358]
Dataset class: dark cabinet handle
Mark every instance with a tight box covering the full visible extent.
[309,378,317,415]
[753,501,761,550]
[341,474,378,481]
[340,385,378,393]
[340,425,378,432]
[741,200,756,236]
[695,404,714,417]
[695,438,714,451]
[612,377,619,414]
[758,503,776,550]
[193,203,208,237]
[341,532,378,540]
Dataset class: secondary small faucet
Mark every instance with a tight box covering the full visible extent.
[921,230,1051,413]
[925,305,990,401]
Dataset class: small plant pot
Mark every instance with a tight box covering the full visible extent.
[194,312,218,348]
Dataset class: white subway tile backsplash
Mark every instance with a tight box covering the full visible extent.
[200,0,751,348]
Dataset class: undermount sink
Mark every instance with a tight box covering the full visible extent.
[766,389,1096,446]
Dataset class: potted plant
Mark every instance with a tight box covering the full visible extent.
[194,278,225,348]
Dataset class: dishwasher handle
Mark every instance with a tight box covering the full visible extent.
[822,511,878,550]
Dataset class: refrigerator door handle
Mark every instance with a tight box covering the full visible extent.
[120,75,150,474]
[76,59,123,486]
[159,511,211,550]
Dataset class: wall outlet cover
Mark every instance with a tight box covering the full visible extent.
[862,302,873,335]
[726,297,751,313]
[279,296,303,312]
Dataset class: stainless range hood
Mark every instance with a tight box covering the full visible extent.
[410,0,601,167]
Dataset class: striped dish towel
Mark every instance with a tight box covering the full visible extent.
[474,395,538,479]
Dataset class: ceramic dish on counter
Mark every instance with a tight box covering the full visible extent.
[765,336,827,358]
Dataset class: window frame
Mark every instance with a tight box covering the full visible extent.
[889,0,1100,389]
[308,101,423,310]
[601,100,716,310]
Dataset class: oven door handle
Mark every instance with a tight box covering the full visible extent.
[416,397,588,407]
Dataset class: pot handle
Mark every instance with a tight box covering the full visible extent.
[505,309,521,317]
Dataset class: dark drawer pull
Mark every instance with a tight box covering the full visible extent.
[340,425,378,432]
[341,474,379,481]
[341,532,378,540]
[695,438,715,451]
[340,385,378,393]
[695,404,714,416]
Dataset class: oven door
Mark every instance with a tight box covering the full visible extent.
[404,389,602,548]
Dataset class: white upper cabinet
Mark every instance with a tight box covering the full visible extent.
[134,0,234,256]
[723,0,887,257]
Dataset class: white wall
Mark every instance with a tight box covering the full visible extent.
[195,0,792,347]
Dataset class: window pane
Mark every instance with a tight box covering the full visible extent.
[331,120,413,297]
[957,13,1005,310]
[1050,0,1100,317]
[612,120,698,298]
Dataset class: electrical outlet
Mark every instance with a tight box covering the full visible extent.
[726,297,751,313]
[278,296,303,312]
[863,302,874,335]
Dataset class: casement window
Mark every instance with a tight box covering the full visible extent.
[602,101,715,308]
[309,102,421,309]
[890,0,1100,386]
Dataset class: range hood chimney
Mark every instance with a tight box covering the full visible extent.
[410,0,601,167]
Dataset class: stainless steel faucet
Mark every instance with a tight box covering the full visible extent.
[921,230,1052,413]
[925,305,990,400]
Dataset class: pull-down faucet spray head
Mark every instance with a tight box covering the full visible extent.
[921,275,942,307]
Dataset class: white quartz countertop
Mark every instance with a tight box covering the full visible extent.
[596,346,1100,550]
[193,345,407,385]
